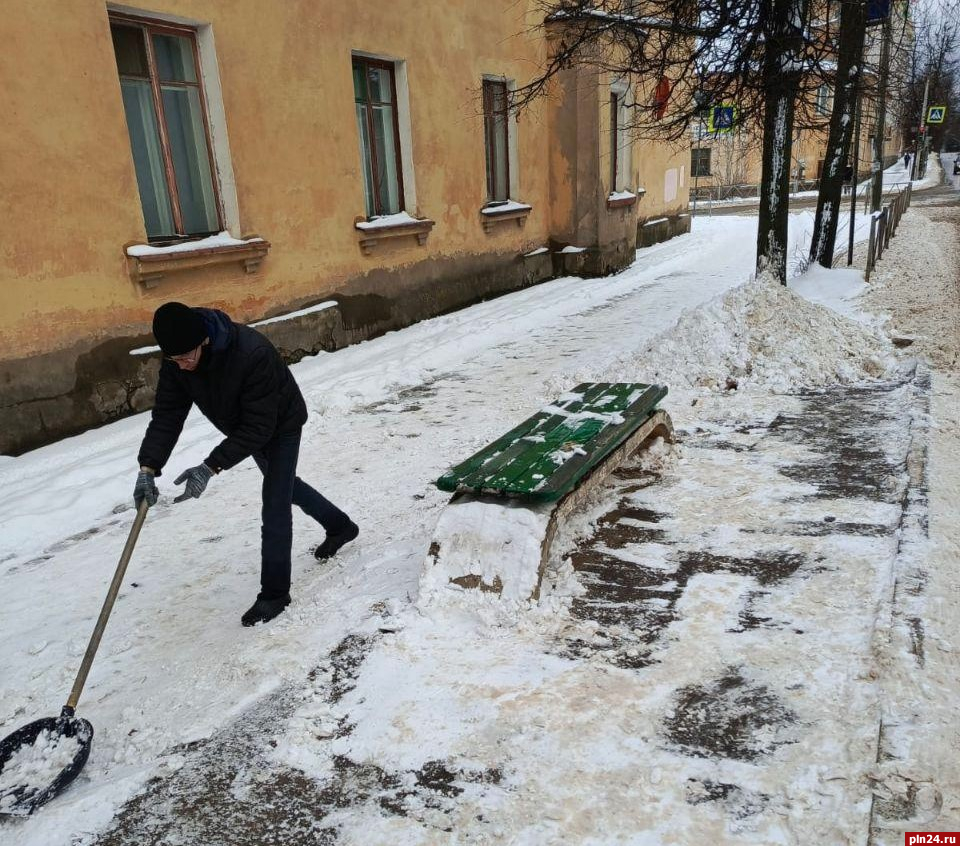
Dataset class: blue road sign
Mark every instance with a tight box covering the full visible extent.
[708,105,736,134]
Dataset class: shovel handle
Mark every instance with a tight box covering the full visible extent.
[64,499,149,714]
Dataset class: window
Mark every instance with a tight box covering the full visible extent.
[353,57,404,217]
[815,84,831,116]
[691,111,713,140]
[483,80,510,203]
[110,17,221,241]
[610,86,630,191]
[691,148,712,177]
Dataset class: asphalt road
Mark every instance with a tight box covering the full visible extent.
[693,175,946,217]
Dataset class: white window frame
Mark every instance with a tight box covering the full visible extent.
[815,84,832,116]
[609,81,632,193]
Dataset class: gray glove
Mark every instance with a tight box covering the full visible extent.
[173,463,215,503]
[134,470,158,508]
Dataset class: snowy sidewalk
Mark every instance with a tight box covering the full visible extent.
[89,374,930,846]
[2,188,959,845]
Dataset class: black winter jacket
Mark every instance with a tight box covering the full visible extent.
[137,308,308,475]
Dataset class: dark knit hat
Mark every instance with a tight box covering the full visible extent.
[152,302,207,356]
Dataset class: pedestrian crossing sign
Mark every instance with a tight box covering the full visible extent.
[927,106,946,124]
[707,104,737,134]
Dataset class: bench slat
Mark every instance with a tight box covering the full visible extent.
[509,386,661,494]
[460,383,614,491]
[485,384,622,491]
[437,382,666,502]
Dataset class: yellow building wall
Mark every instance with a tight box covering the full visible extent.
[0,0,694,455]
[627,80,693,219]
[0,0,555,360]
[693,99,907,195]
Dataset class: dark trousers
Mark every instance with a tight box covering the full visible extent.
[252,429,351,599]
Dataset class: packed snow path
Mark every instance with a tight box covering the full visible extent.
[0,215,769,846]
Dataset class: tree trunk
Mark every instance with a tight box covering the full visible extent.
[870,19,892,210]
[756,0,809,284]
[809,0,867,268]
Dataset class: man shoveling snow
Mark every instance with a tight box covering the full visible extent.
[133,302,359,626]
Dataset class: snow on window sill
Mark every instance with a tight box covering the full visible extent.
[607,188,644,210]
[125,232,271,288]
[126,231,265,257]
[480,200,532,232]
[354,212,435,254]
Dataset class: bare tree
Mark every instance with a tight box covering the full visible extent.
[900,1,960,158]
[511,0,825,282]
[717,131,755,189]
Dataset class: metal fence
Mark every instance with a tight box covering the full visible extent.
[689,179,821,203]
[690,155,903,206]
[860,182,912,281]
[826,181,911,276]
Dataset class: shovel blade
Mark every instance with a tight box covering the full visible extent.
[0,716,93,816]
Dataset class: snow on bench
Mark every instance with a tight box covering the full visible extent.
[437,383,667,502]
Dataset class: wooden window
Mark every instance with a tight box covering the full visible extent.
[353,57,404,218]
[483,80,510,203]
[691,147,712,177]
[110,16,221,242]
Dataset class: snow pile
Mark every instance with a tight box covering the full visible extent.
[635,435,676,473]
[0,729,81,814]
[419,498,552,605]
[606,274,899,393]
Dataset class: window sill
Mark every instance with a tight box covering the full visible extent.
[607,189,643,210]
[355,216,435,254]
[480,201,532,232]
[127,237,271,288]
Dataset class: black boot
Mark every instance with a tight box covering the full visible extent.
[314,521,359,560]
[241,594,291,627]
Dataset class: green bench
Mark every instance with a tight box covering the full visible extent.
[436,382,669,502]
[423,382,673,602]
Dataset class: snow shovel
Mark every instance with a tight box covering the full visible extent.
[0,499,149,816]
